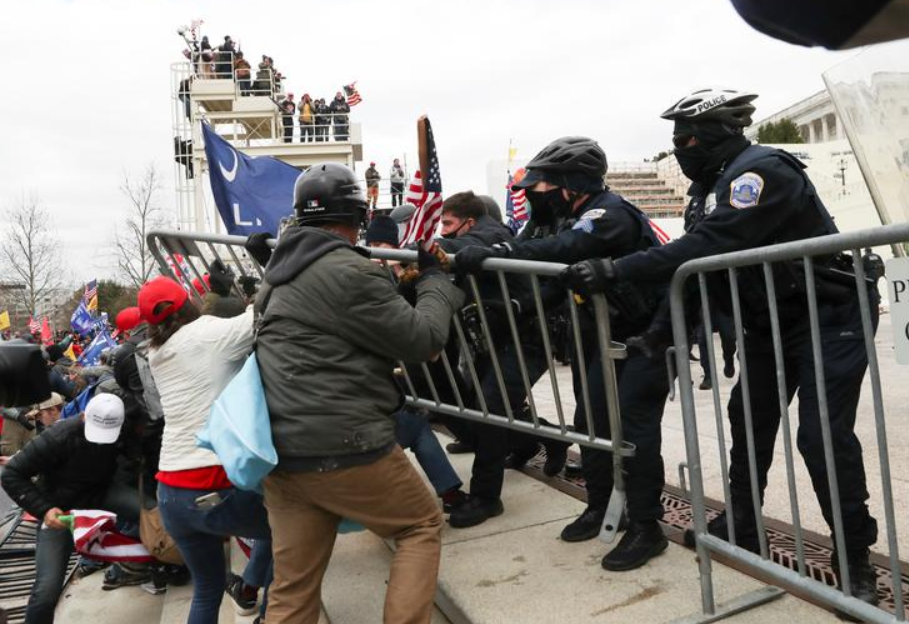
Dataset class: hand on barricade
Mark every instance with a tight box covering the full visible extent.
[207,259,235,297]
[455,244,507,274]
[400,242,449,285]
[559,258,617,294]
[245,232,273,267]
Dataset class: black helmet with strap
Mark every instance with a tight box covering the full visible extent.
[514,136,608,194]
[293,162,368,227]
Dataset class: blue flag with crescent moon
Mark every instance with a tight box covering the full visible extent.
[201,123,300,236]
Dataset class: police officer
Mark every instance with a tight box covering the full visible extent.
[435,191,569,529]
[457,137,671,571]
[562,89,879,606]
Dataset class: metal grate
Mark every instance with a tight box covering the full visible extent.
[0,510,77,624]
[520,449,909,620]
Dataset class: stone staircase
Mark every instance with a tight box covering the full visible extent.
[606,170,686,218]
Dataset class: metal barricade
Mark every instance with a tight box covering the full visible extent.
[147,229,634,542]
[669,222,909,624]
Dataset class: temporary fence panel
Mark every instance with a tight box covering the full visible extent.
[148,229,634,542]
[668,222,909,624]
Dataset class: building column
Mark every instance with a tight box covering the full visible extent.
[821,116,830,142]
[828,114,838,141]
[808,121,817,143]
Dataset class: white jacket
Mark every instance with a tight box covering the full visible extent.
[150,307,255,472]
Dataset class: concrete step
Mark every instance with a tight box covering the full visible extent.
[321,530,450,623]
[55,568,164,624]
[418,431,845,624]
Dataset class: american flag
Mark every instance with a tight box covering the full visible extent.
[400,117,444,249]
[343,82,362,107]
[28,315,40,334]
[83,279,98,312]
[505,171,528,234]
[649,220,672,245]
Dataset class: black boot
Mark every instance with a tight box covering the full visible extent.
[601,520,668,571]
[561,507,605,542]
[683,509,762,554]
[699,375,712,390]
[504,444,540,470]
[831,549,879,621]
[542,442,569,477]
[446,440,475,454]
[448,496,504,529]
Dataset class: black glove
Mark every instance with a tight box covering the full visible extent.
[245,232,273,267]
[455,244,506,274]
[626,329,672,360]
[207,259,235,296]
[417,246,441,278]
[559,258,618,294]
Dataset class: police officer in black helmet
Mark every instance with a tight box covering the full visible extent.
[457,137,672,571]
[563,89,880,608]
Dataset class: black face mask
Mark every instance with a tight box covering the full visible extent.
[673,142,716,182]
[525,188,571,226]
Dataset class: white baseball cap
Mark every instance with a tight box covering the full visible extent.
[84,394,125,444]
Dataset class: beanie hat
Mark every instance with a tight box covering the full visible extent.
[138,276,189,325]
[365,216,399,247]
[45,344,64,362]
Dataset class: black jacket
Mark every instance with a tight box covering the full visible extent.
[1,418,121,520]
[329,97,350,123]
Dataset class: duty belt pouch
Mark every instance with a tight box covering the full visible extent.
[604,280,657,323]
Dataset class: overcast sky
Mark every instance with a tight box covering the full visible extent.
[0,0,858,285]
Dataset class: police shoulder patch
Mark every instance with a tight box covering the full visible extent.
[572,208,606,233]
[729,172,764,209]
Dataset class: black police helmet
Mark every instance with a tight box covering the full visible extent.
[293,162,368,227]
[525,136,608,179]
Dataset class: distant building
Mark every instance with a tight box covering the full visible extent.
[746,90,841,144]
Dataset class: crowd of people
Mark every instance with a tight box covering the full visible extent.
[275,91,351,144]
[0,86,888,624]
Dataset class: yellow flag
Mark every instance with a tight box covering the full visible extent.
[0,310,9,331]
[86,295,99,312]
[508,146,518,162]
[64,344,76,361]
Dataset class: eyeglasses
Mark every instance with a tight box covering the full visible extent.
[672,134,695,150]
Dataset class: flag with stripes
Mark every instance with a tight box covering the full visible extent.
[62,510,155,564]
[343,82,362,106]
[28,315,40,334]
[649,220,672,245]
[400,116,444,249]
[505,170,528,234]
[83,279,98,312]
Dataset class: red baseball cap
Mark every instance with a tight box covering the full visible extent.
[115,307,143,332]
[138,276,189,325]
[191,274,211,296]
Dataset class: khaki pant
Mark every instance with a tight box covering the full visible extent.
[264,446,442,624]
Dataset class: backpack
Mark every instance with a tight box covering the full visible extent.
[134,340,164,422]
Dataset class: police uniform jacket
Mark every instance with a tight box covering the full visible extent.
[616,144,839,329]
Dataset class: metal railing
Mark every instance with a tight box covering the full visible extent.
[147,229,635,542]
[669,222,909,623]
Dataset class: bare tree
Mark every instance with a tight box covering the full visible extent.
[0,194,66,317]
[114,163,165,287]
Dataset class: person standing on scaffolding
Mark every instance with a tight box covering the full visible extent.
[278,93,296,144]
[456,137,671,571]
[561,88,880,609]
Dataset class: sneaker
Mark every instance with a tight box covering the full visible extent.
[102,562,152,591]
[226,573,259,616]
[448,496,504,529]
[561,507,606,542]
[76,559,108,578]
[683,510,762,554]
[698,375,712,390]
[445,440,474,454]
[542,442,569,477]
[140,580,167,596]
[601,521,668,571]
[441,488,469,514]
[831,550,879,621]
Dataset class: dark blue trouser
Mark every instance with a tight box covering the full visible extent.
[698,308,737,376]
[395,409,462,495]
[574,343,670,522]
[157,483,271,624]
[26,482,143,624]
[727,297,879,552]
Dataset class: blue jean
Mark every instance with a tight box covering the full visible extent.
[26,481,144,624]
[394,409,461,495]
[157,483,271,624]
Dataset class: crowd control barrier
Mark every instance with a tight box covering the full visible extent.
[147,229,634,543]
[669,222,909,624]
